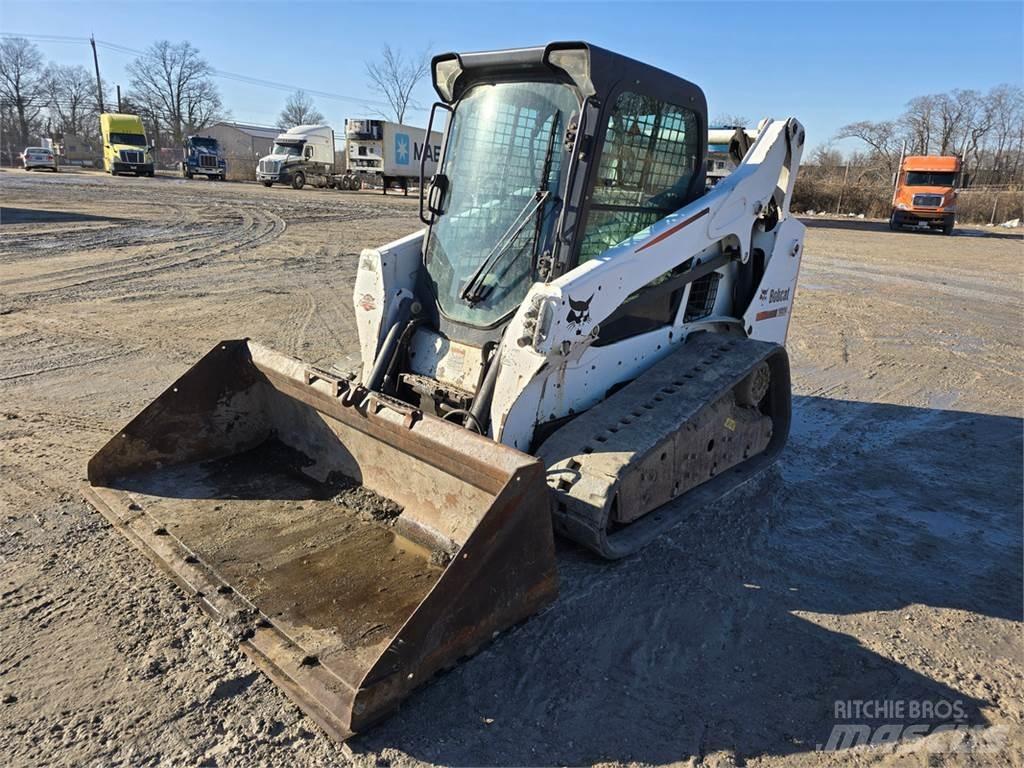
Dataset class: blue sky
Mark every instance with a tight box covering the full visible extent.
[3,1,1021,153]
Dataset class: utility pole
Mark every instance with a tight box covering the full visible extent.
[116,85,122,113]
[891,141,906,208]
[90,35,105,113]
[835,162,850,215]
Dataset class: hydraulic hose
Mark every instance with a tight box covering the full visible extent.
[364,298,413,393]
[468,345,502,435]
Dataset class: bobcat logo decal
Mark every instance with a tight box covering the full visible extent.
[566,294,594,331]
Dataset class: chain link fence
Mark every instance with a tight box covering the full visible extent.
[793,177,1023,225]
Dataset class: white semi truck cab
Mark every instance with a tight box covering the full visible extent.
[257,124,336,190]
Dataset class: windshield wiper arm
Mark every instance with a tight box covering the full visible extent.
[460,190,550,304]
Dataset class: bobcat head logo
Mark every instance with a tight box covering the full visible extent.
[759,288,769,303]
[566,294,594,330]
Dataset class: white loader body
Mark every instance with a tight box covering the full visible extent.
[354,117,805,452]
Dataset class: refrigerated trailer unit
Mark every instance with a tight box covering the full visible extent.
[345,119,443,194]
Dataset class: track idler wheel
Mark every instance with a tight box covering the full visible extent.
[734,361,771,407]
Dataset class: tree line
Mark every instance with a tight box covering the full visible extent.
[0,36,226,161]
[820,84,1024,187]
[0,35,432,165]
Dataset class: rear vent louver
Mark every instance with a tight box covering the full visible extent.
[683,273,721,323]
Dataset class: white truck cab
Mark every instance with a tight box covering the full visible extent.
[257,124,335,189]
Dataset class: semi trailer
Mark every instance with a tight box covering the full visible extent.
[345,118,442,193]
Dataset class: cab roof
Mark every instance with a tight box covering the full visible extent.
[431,41,706,118]
[903,155,961,171]
[100,113,145,132]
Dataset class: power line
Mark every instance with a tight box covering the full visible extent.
[1,31,398,112]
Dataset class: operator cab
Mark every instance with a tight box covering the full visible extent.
[383,43,709,426]
[418,42,708,344]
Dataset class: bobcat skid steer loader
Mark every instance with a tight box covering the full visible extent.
[84,42,805,740]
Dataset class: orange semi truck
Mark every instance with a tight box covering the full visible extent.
[890,154,961,235]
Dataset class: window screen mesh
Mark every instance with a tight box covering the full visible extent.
[579,91,699,262]
[424,82,578,326]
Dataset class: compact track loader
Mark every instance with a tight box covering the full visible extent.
[85,42,806,739]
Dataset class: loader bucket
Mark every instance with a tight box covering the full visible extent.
[83,340,558,740]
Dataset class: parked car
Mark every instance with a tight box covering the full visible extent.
[21,147,59,172]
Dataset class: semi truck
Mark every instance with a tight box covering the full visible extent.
[256,124,346,190]
[180,135,227,180]
[345,118,442,193]
[890,154,961,235]
[100,113,154,177]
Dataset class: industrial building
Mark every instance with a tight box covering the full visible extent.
[204,121,280,180]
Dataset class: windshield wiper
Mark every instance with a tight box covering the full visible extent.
[459,190,552,305]
[460,114,562,305]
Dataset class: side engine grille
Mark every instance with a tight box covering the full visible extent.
[913,194,943,208]
[683,273,721,323]
[119,150,143,164]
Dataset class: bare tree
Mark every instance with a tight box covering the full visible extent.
[43,64,98,140]
[810,144,844,169]
[0,36,46,150]
[933,89,979,156]
[981,83,1024,183]
[277,90,324,129]
[365,45,429,124]
[713,113,751,128]
[901,95,939,155]
[127,41,222,144]
[836,119,903,174]
[120,91,164,148]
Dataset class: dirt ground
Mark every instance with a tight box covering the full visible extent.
[1,168,1021,768]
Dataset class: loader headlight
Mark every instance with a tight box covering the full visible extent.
[432,55,462,102]
[544,44,595,98]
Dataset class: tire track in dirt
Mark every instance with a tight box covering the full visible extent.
[12,204,287,304]
[0,202,193,258]
[291,291,318,356]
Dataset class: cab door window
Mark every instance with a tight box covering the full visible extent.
[580,92,701,344]
[579,91,700,263]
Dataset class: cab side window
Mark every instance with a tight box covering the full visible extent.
[579,92,700,263]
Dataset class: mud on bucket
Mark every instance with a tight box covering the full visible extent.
[84,339,558,739]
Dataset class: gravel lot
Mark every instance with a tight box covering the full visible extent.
[1,168,1021,767]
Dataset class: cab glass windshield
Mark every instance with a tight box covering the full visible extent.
[108,133,146,146]
[906,171,957,187]
[273,142,302,156]
[424,81,579,327]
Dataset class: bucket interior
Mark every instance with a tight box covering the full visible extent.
[117,442,444,676]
